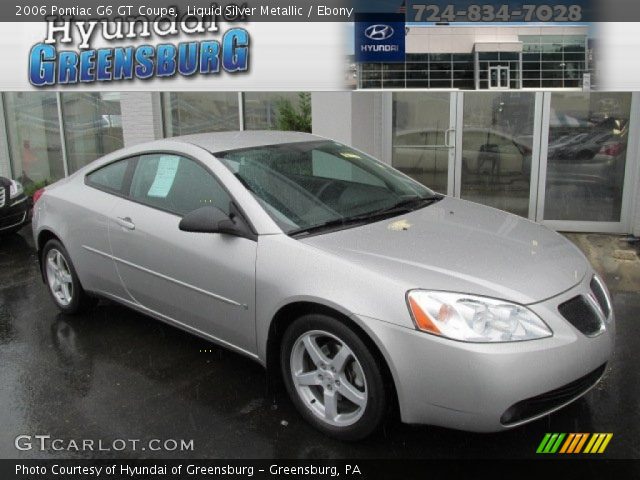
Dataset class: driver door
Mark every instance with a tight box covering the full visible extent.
[107,153,257,355]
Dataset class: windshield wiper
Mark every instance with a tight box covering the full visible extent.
[289,195,443,237]
[373,194,443,216]
[288,216,372,237]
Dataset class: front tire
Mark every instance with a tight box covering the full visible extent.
[280,313,387,441]
[42,239,96,314]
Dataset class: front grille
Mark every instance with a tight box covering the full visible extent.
[0,211,25,230]
[590,276,611,319]
[500,363,606,425]
[558,295,603,336]
[0,187,5,208]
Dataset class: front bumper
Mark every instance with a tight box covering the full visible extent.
[0,194,31,232]
[359,272,614,432]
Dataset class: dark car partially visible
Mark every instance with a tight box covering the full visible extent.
[0,177,31,235]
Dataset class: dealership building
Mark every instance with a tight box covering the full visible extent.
[0,90,638,237]
[358,24,591,90]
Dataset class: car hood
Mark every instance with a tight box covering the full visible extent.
[300,197,588,305]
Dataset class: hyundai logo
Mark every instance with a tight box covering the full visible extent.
[364,24,394,41]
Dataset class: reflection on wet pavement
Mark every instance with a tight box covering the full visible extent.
[1,228,638,458]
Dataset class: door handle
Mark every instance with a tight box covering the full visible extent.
[445,128,455,148]
[116,216,135,230]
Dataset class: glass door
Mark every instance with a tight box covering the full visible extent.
[457,92,540,219]
[536,92,637,233]
[391,92,458,195]
[388,91,638,233]
[489,66,510,90]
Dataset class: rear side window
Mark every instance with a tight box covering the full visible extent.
[129,154,231,216]
[86,159,130,193]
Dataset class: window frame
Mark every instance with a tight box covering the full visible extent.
[84,155,138,198]
[128,152,236,218]
[84,149,258,239]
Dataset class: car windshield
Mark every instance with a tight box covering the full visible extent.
[216,140,438,236]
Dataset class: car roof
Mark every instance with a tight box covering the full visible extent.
[163,130,323,153]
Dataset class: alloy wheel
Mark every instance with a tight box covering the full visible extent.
[289,330,367,427]
[45,248,74,306]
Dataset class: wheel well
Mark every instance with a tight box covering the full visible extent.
[36,230,60,281]
[266,301,399,415]
[38,229,60,252]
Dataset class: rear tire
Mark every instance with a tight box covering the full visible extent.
[280,313,387,441]
[42,239,96,314]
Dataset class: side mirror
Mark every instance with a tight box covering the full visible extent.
[179,205,243,236]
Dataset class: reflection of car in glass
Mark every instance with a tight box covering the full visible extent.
[393,128,532,186]
[547,120,628,198]
[461,129,532,176]
[0,177,30,235]
[548,131,614,161]
[33,131,614,440]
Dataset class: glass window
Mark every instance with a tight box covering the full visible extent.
[522,62,543,71]
[453,78,475,89]
[499,52,519,61]
[453,62,474,72]
[217,140,434,234]
[86,159,130,193]
[243,92,308,130]
[429,54,451,62]
[361,71,383,82]
[361,63,380,71]
[540,53,564,62]
[4,93,65,192]
[407,71,429,80]
[61,93,124,173]
[392,93,451,193]
[130,154,231,216]
[519,36,540,44]
[430,62,450,71]
[361,80,382,88]
[522,72,541,81]
[430,71,452,80]
[406,79,430,88]
[479,53,500,61]
[452,54,473,62]
[563,35,586,47]
[544,93,631,222]
[406,54,429,63]
[564,52,586,61]
[162,93,239,137]
[382,80,406,88]
[460,93,536,217]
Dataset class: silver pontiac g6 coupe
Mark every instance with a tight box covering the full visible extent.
[32,131,614,440]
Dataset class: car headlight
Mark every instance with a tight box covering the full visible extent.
[407,290,552,343]
[9,180,24,199]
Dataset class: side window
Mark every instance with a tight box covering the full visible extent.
[129,154,231,216]
[86,158,131,193]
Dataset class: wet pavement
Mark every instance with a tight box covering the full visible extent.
[0,228,638,459]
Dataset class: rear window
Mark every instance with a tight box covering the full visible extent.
[86,159,130,193]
